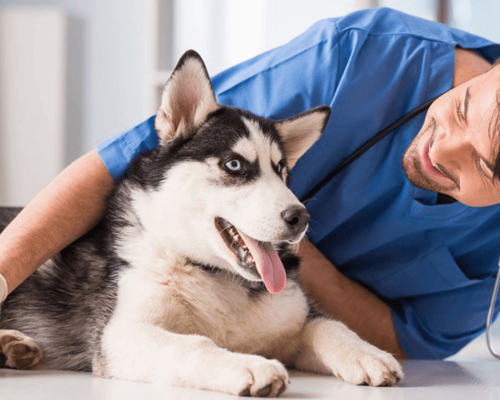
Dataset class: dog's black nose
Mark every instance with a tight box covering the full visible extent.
[281,206,309,235]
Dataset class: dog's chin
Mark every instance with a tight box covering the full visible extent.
[229,261,263,282]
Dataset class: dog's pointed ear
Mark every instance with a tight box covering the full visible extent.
[275,106,331,169]
[155,50,218,144]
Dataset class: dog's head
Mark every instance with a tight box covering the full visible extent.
[131,50,330,293]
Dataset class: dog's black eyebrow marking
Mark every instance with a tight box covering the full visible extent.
[232,107,282,142]
[231,108,289,172]
[218,152,261,186]
[127,103,290,193]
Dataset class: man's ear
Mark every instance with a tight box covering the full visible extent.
[275,106,331,169]
[155,50,218,144]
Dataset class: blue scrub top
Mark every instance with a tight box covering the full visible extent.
[98,8,500,359]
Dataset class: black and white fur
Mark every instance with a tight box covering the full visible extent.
[0,51,403,397]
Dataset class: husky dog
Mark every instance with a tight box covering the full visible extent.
[0,51,403,397]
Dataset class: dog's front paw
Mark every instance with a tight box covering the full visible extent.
[226,354,288,397]
[0,329,43,369]
[332,342,403,387]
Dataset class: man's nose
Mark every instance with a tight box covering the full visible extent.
[431,124,469,167]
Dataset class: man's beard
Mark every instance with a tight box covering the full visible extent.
[401,120,456,194]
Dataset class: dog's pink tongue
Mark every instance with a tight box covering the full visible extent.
[238,231,286,294]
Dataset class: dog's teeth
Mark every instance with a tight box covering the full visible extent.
[221,221,255,267]
[235,235,245,245]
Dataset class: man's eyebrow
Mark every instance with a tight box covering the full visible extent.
[490,85,500,181]
[471,85,497,176]
[468,85,495,172]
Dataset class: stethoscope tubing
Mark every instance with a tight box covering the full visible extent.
[487,263,500,359]
[301,94,441,204]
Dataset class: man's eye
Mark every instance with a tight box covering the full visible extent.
[456,101,466,123]
[457,87,470,124]
[224,159,242,171]
[477,156,494,179]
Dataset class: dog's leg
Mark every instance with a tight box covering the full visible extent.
[290,318,404,386]
[100,321,289,397]
[0,329,43,369]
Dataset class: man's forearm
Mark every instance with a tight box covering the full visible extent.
[298,239,407,359]
[0,149,115,294]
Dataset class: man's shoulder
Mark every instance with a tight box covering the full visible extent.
[333,7,488,46]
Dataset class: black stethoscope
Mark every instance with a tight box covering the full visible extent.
[300,95,500,359]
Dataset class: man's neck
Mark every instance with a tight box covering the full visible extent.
[453,47,493,88]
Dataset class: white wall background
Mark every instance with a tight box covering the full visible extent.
[450,0,500,41]
[0,9,66,205]
[0,0,151,165]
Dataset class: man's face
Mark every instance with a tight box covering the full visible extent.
[402,65,500,207]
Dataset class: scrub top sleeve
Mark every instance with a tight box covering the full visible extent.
[98,115,158,181]
[391,275,500,359]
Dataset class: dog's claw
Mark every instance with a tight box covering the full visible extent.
[257,383,273,397]
[239,388,251,397]
[231,354,289,397]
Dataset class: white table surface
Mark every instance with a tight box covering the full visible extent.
[2,328,499,400]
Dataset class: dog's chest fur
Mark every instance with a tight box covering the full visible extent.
[111,258,309,361]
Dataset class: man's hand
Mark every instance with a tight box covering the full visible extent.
[298,239,407,359]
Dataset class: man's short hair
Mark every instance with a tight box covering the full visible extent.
[490,57,500,180]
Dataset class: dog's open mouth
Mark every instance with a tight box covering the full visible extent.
[216,218,257,271]
[215,218,286,294]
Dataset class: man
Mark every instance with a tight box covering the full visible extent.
[1,8,499,360]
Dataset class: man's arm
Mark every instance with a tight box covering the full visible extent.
[0,149,115,295]
[298,239,407,359]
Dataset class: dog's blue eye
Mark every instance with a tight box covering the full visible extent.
[277,160,285,174]
[225,160,241,171]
